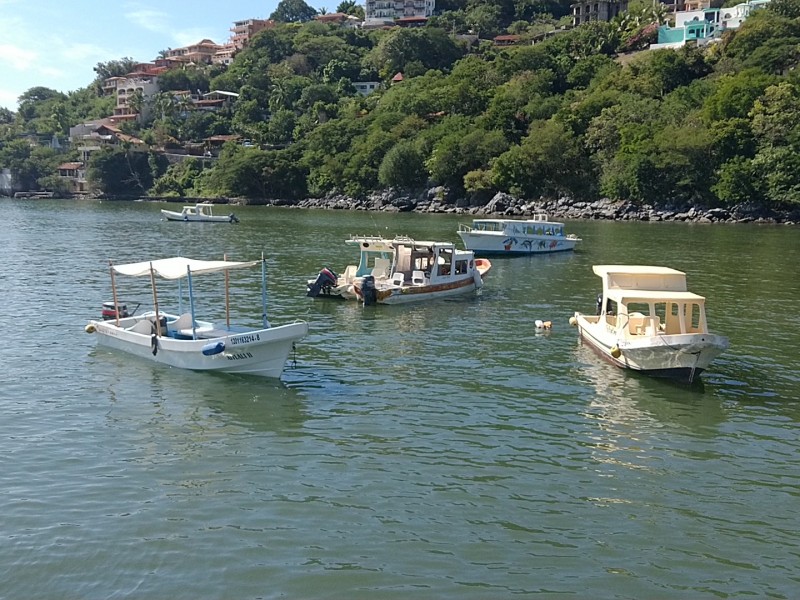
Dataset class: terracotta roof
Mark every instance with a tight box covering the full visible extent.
[58,162,83,170]
[392,72,404,82]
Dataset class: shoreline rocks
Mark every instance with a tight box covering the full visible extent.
[283,191,800,225]
[130,191,800,225]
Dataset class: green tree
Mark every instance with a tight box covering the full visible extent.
[712,157,763,205]
[378,140,428,189]
[492,120,592,199]
[364,27,465,78]
[750,81,800,147]
[270,0,317,23]
[703,69,778,121]
[92,58,138,84]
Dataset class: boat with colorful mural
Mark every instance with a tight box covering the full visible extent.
[457,213,580,255]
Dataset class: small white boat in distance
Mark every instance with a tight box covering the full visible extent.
[86,256,308,378]
[569,265,728,384]
[307,235,398,300]
[457,213,580,254]
[161,203,239,223]
[352,238,491,305]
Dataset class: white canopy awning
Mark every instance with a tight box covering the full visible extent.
[608,290,706,303]
[112,257,259,280]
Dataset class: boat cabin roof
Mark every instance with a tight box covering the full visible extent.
[346,235,462,254]
[594,265,686,277]
[472,215,563,226]
[112,256,259,280]
[607,290,706,303]
[594,265,690,294]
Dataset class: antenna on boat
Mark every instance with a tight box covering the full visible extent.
[224,253,231,330]
[369,211,385,237]
[109,259,120,327]
[261,252,268,329]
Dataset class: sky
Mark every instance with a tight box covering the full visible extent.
[0,0,337,111]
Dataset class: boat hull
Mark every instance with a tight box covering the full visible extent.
[457,231,579,254]
[573,314,728,384]
[161,210,235,223]
[91,318,308,378]
[375,277,480,304]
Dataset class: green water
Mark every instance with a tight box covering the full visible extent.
[2,198,799,598]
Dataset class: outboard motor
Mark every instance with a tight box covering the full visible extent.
[307,267,338,297]
[102,302,129,320]
[229,213,239,223]
[361,275,377,306]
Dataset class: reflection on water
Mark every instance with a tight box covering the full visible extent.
[572,342,727,432]
[4,200,800,598]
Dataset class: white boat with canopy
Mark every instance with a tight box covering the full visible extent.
[85,256,308,378]
[457,213,580,254]
[569,265,728,384]
[161,203,239,223]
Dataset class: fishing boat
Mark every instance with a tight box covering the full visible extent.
[161,203,239,223]
[569,265,728,384]
[307,235,398,300]
[457,213,580,255]
[352,238,491,305]
[85,256,308,378]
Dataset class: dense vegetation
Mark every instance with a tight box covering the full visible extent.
[3,0,800,209]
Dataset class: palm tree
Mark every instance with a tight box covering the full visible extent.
[153,92,177,122]
[127,89,145,118]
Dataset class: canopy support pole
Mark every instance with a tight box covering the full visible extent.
[109,260,120,326]
[261,253,268,328]
[187,265,197,340]
[224,253,230,330]
[149,263,162,336]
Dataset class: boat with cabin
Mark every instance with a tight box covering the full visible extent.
[161,203,239,223]
[352,238,491,305]
[569,265,728,384]
[457,213,580,255]
[85,256,307,378]
[307,235,400,300]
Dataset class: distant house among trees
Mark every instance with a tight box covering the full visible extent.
[571,0,628,26]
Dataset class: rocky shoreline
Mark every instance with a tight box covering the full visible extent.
[275,190,799,225]
[140,190,800,224]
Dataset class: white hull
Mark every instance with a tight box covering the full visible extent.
[91,316,308,378]
[161,209,235,223]
[457,231,579,254]
[574,313,728,383]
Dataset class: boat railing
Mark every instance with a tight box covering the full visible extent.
[458,223,473,232]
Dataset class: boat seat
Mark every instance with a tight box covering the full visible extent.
[411,270,426,286]
[169,313,195,332]
[371,258,391,280]
[341,265,357,283]
[128,319,155,335]
[389,272,404,287]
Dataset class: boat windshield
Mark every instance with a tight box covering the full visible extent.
[472,221,504,232]
[356,250,392,277]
